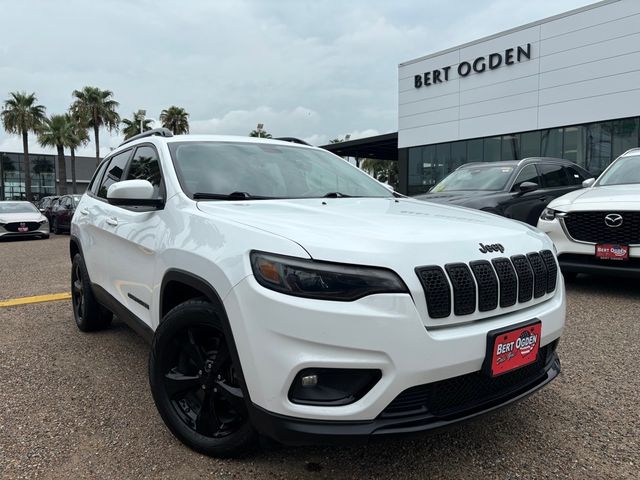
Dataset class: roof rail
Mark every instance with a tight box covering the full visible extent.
[274,137,312,146]
[119,128,174,146]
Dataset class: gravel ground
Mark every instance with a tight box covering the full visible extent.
[0,236,638,479]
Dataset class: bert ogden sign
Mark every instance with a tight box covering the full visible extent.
[414,43,532,88]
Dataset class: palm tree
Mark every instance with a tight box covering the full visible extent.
[71,86,120,165]
[1,91,46,200]
[38,114,74,195]
[121,112,153,139]
[159,106,189,134]
[361,159,399,189]
[249,128,272,139]
[66,114,90,194]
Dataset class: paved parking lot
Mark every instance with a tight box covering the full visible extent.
[0,235,638,479]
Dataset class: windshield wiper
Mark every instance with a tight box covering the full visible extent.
[322,192,353,198]
[193,191,271,200]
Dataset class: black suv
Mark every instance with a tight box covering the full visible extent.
[414,158,593,225]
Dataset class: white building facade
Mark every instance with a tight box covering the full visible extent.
[398,0,640,194]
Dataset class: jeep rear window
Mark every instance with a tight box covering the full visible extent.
[168,142,392,199]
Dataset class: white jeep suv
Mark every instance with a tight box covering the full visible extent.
[538,148,640,278]
[70,129,565,457]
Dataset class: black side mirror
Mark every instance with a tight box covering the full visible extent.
[517,181,539,194]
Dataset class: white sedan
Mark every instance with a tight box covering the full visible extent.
[537,148,640,278]
[0,201,50,240]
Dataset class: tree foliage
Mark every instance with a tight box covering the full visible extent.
[38,114,75,195]
[1,91,47,200]
[360,159,399,190]
[71,86,120,164]
[160,106,189,134]
[249,128,272,138]
[122,112,153,139]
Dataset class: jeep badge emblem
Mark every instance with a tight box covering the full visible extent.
[479,243,505,253]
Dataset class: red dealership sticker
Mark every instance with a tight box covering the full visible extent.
[487,321,541,377]
[595,244,628,261]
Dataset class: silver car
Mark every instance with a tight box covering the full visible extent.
[0,201,50,239]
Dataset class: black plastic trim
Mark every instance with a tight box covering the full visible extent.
[558,254,640,278]
[91,284,154,343]
[159,269,253,405]
[248,351,560,446]
[127,293,150,310]
[119,127,173,146]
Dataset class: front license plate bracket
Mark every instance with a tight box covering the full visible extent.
[483,319,542,377]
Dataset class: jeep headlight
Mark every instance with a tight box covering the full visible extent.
[250,251,408,301]
[540,208,557,221]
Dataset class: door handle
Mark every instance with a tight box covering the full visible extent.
[80,208,89,215]
[106,217,118,226]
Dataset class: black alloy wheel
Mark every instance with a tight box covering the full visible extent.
[149,300,257,457]
[71,253,112,331]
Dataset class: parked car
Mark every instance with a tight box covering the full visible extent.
[51,194,82,234]
[38,195,59,227]
[538,148,640,278]
[0,201,49,239]
[71,128,564,457]
[414,158,592,225]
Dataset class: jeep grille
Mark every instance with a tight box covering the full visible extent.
[416,249,558,319]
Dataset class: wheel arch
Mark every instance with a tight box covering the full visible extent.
[69,235,83,261]
[159,269,253,404]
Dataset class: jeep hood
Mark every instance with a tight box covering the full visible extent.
[197,197,550,266]
[548,184,640,211]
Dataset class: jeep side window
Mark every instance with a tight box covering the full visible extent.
[511,164,539,191]
[89,160,110,195]
[97,150,132,199]
[126,145,163,198]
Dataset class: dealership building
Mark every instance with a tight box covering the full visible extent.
[0,151,96,200]
[324,0,640,195]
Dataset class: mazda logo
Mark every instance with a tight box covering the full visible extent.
[604,213,623,228]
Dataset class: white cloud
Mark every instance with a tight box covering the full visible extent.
[0,0,593,157]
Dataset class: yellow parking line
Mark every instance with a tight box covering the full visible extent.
[0,292,72,308]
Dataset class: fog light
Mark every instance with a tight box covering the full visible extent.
[289,368,382,406]
[301,374,318,387]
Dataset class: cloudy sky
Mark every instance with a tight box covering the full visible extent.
[1,0,592,157]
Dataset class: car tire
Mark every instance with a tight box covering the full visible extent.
[42,234,50,240]
[71,253,112,331]
[149,299,258,458]
[53,219,61,235]
[562,271,578,281]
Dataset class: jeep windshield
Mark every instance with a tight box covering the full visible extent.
[168,141,392,199]
[597,154,640,186]
[430,165,514,192]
